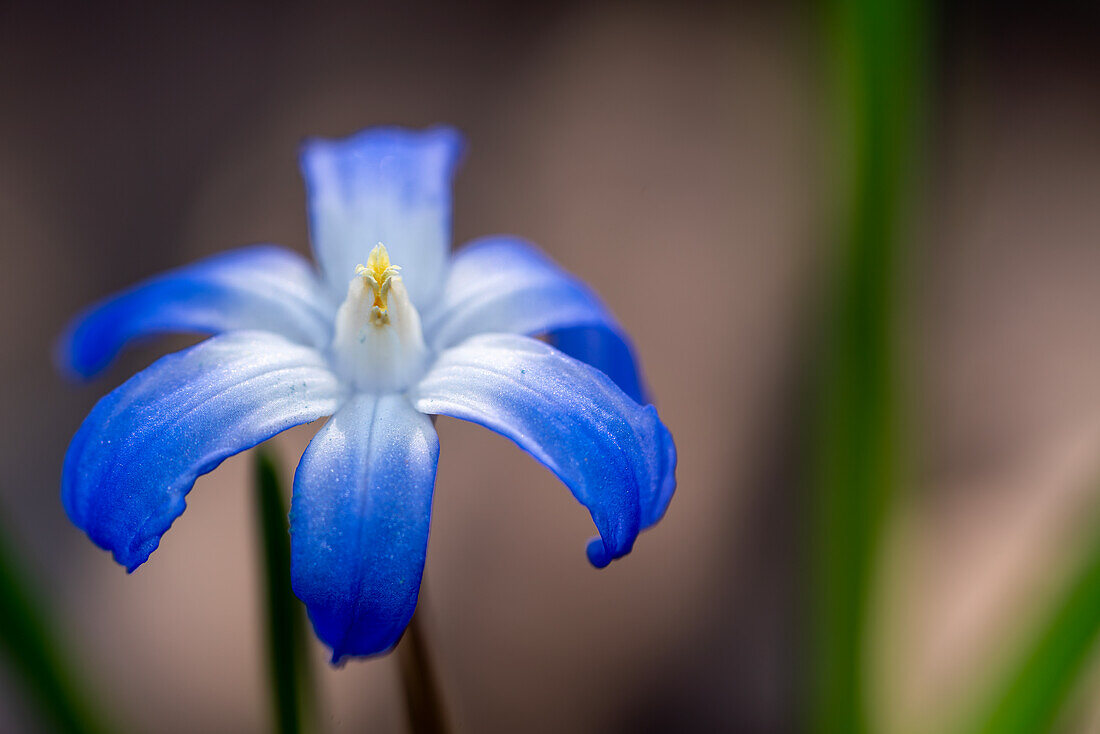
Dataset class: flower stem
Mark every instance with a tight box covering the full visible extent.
[0,511,110,734]
[808,0,924,731]
[255,448,316,734]
[945,511,1100,734]
[397,604,450,734]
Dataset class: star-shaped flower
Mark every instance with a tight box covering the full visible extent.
[60,127,677,662]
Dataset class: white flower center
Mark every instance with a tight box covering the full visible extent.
[330,243,428,392]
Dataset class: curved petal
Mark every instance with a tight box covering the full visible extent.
[62,331,346,571]
[422,236,647,402]
[58,245,335,379]
[300,127,464,310]
[409,333,676,568]
[547,326,646,406]
[290,394,439,662]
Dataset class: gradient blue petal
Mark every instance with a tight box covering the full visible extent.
[62,331,346,571]
[58,245,335,379]
[290,394,439,663]
[422,236,647,402]
[548,325,646,406]
[300,127,464,310]
[410,333,676,568]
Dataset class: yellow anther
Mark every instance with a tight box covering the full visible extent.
[354,243,402,325]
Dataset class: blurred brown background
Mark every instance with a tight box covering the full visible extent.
[1,1,1099,732]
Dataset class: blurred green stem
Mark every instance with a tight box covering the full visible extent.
[809,0,923,732]
[398,605,449,734]
[948,512,1100,734]
[0,514,110,734]
[255,448,316,734]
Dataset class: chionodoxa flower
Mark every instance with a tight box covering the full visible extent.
[60,127,677,662]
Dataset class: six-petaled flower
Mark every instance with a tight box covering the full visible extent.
[60,127,677,663]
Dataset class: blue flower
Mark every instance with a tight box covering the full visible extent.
[60,127,677,663]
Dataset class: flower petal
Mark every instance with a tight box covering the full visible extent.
[410,333,676,568]
[547,326,646,406]
[58,245,335,380]
[300,127,464,310]
[290,394,439,662]
[62,331,346,571]
[422,236,647,403]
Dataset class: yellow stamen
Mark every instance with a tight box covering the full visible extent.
[354,243,402,325]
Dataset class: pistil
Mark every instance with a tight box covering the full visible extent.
[330,244,428,392]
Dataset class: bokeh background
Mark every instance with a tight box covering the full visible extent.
[2,1,1100,732]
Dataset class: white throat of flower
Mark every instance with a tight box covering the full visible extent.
[331,243,428,392]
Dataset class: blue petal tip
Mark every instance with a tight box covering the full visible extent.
[586,537,612,569]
